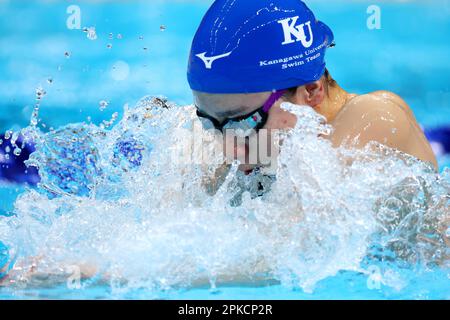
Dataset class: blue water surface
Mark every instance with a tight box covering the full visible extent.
[0,0,449,299]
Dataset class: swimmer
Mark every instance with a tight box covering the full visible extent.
[0,0,444,289]
[188,0,438,180]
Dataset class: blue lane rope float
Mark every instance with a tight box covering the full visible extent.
[0,133,40,185]
[425,126,450,158]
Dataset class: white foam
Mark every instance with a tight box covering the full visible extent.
[0,98,448,295]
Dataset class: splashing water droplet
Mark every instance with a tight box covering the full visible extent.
[86,27,97,40]
[30,102,41,127]
[35,87,46,100]
[4,130,12,140]
[108,32,114,40]
[30,115,38,127]
[101,112,119,129]
[13,147,22,156]
[99,100,109,111]
[10,131,19,147]
[117,34,123,39]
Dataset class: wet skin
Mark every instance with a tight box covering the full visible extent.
[194,76,438,173]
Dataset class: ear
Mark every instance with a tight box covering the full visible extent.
[303,80,325,108]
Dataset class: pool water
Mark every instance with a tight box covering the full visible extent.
[1,269,449,300]
[0,0,449,130]
[0,0,449,300]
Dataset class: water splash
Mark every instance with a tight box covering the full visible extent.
[83,27,98,41]
[99,100,109,111]
[0,99,448,297]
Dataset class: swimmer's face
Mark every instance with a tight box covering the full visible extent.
[193,91,297,172]
[194,91,297,131]
[193,80,325,171]
[193,79,325,131]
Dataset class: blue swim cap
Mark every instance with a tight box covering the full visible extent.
[187,0,334,94]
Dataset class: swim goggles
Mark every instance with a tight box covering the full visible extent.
[196,90,286,136]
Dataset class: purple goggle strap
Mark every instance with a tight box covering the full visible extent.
[262,90,287,113]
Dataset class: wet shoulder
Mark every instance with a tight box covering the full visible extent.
[341,90,415,119]
[330,91,414,152]
[330,91,438,169]
[334,91,413,129]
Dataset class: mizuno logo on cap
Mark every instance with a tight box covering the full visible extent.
[196,51,232,69]
[278,16,313,48]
